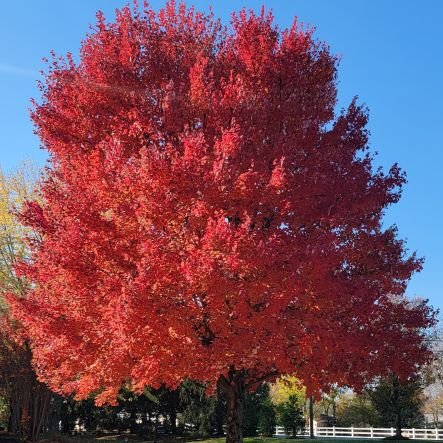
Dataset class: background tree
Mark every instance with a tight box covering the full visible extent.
[336,392,380,427]
[276,395,305,438]
[422,389,443,428]
[421,329,443,427]
[59,386,183,438]
[368,374,425,438]
[140,385,181,441]
[256,398,276,437]
[0,165,53,442]
[270,376,306,407]
[10,3,437,443]
[179,380,219,438]
[270,376,306,436]
[243,383,273,437]
[0,395,8,430]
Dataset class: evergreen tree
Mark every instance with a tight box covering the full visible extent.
[368,374,425,437]
[257,399,276,437]
[277,394,305,437]
[179,380,218,438]
[243,384,272,437]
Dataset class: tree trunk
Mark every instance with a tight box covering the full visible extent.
[309,396,315,439]
[395,411,402,439]
[7,406,14,433]
[2,342,53,441]
[332,400,336,426]
[392,375,403,438]
[153,414,158,443]
[169,409,177,434]
[218,370,245,443]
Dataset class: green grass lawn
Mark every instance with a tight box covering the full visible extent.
[189,439,443,443]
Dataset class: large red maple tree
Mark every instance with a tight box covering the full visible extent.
[8,3,436,442]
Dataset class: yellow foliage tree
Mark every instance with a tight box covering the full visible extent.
[0,163,53,441]
[270,375,306,406]
[0,163,39,299]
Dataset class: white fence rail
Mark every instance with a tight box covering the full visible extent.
[274,426,443,439]
[274,426,310,437]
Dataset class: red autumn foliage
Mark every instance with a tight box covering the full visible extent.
[8,2,436,406]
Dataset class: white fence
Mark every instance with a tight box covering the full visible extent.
[274,426,309,437]
[274,426,443,440]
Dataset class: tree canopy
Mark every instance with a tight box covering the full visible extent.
[8,0,436,416]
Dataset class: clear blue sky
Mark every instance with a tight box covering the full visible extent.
[1,1,442,315]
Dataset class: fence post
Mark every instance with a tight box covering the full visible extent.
[333,426,336,438]
[351,426,354,438]
[391,427,394,436]
[370,427,373,438]
[436,428,438,440]
[412,428,416,439]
